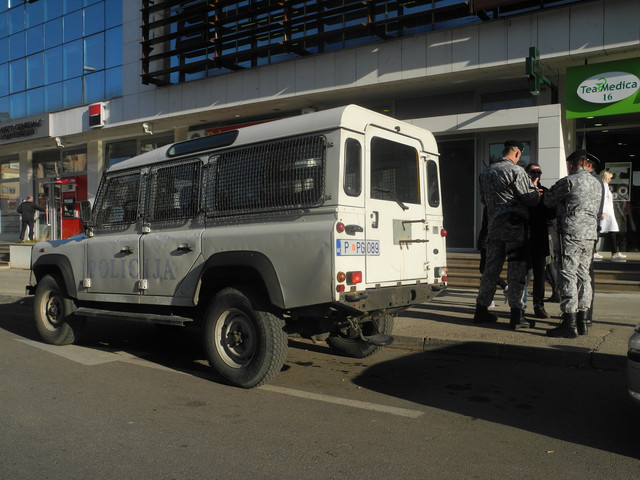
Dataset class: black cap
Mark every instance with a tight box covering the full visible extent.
[504,140,524,151]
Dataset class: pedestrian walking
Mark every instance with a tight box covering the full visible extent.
[543,150,602,338]
[473,140,540,329]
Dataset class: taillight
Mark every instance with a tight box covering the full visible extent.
[336,222,345,233]
[347,271,362,285]
[441,228,447,237]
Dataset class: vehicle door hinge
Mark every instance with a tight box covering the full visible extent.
[138,279,148,290]
[82,278,91,288]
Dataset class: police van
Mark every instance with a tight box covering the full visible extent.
[28,105,447,388]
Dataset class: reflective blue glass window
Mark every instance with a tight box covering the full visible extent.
[0,97,9,118]
[8,4,23,34]
[0,12,8,39]
[63,76,81,107]
[84,0,101,6]
[9,58,25,93]
[104,65,120,97]
[26,52,42,88]
[26,24,42,54]
[64,0,83,14]
[105,26,121,68]
[105,65,120,98]
[62,8,81,42]
[84,2,103,36]
[83,70,104,103]
[10,90,25,118]
[45,82,63,111]
[44,45,62,83]
[25,0,43,28]
[9,31,24,60]
[0,63,8,96]
[44,17,62,49]
[26,86,43,115]
[63,39,82,79]
[45,0,63,21]
[84,32,104,71]
[0,41,7,63]
[105,0,121,29]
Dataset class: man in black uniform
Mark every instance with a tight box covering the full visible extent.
[17,195,46,242]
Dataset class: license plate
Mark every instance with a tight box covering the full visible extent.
[336,239,380,256]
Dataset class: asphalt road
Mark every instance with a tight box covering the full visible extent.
[1,301,639,479]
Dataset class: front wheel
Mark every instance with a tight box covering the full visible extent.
[327,314,394,358]
[202,288,287,388]
[33,274,85,345]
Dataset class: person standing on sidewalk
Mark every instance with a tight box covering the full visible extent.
[599,169,626,260]
[473,140,540,329]
[524,163,556,319]
[17,195,46,242]
[543,150,602,338]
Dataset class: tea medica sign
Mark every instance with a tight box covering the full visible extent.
[566,58,640,118]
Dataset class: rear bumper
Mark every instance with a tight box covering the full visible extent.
[338,282,445,316]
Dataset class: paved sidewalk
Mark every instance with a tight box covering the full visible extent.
[2,265,636,371]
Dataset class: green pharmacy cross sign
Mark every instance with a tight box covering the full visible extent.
[526,47,552,95]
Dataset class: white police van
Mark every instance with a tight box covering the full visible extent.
[28,105,447,388]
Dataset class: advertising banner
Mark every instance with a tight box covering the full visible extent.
[566,58,640,118]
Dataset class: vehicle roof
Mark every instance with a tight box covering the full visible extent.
[107,104,439,172]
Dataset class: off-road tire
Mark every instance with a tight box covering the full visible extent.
[202,287,287,388]
[33,274,85,345]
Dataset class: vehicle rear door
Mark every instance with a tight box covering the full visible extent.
[364,127,428,284]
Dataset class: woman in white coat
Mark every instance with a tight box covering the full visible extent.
[598,170,626,260]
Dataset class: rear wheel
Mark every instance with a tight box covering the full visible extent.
[327,314,394,358]
[33,274,85,345]
[202,288,287,388]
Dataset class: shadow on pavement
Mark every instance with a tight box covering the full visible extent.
[352,347,640,459]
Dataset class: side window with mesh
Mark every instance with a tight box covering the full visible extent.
[370,137,420,205]
[147,159,201,222]
[93,171,141,226]
[206,135,326,218]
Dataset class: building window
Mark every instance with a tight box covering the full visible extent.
[0,0,122,121]
[0,154,20,239]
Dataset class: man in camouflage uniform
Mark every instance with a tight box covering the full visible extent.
[474,140,540,329]
[543,150,602,338]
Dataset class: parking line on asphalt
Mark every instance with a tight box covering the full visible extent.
[259,385,424,418]
[16,339,181,373]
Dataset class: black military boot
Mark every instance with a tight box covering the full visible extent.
[473,304,498,324]
[546,312,578,338]
[576,310,589,336]
[509,308,535,330]
[583,308,593,326]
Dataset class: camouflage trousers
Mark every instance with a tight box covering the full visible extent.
[477,237,528,309]
[559,236,595,313]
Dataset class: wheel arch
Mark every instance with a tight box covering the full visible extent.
[196,251,285,310]
[32,255,78,298]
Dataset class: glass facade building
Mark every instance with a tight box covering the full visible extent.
[0,0,122,121]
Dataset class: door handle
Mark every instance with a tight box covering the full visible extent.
[177,243,192,252]
[120,246,133,255]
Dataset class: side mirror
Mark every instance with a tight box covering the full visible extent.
[80,200,92,223]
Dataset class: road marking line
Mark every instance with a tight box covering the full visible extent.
[259,385,424,418]
[16,339,181,373]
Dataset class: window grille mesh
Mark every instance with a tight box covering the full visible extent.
[206,135,326,218]
[147,159,202,222]
[93,170,141,227]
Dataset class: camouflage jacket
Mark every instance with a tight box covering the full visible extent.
[479,157,540,239]
[543,167,601,240]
